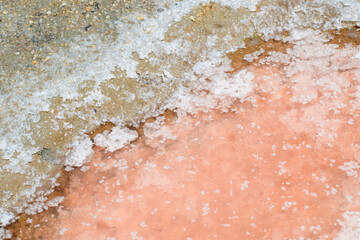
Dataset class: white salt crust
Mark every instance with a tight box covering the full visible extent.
[0,228,11,240]
[0,210,14,227]
[1,0,360,236]
[163,53,255,115]
[46,196,65,208]
[94,126,138,152]
[355,51,360,59]
[65,135,94,167]
[336,211,360,239]
[143,117,178,148]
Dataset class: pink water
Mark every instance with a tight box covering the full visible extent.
[20,59,360,239]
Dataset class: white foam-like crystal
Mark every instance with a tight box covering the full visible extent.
[0,210,14,227]
[94,126,138,152]
[46,196,65,208]
[143,118,178,148]
[356,51,360,60]
[0,228,11,240]
[65,135,94,167]
[337,0,360,24]
[163,51,254,114]
[209,69,254,99]
[336,211,360,240]
[213,0,260,11]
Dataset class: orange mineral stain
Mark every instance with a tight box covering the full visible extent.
[16,48,360,239]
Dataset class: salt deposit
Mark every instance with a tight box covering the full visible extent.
[94,126,138,152]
